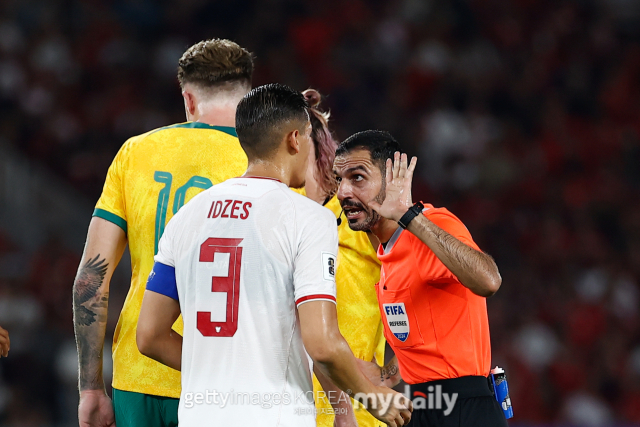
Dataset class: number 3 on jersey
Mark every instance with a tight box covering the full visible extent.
[197,238,242,337]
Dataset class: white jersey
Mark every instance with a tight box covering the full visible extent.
[154,176,338,426]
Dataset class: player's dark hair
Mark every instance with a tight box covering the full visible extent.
[236,83,310,159]
[335,130,401,173]
[177,39,254,89]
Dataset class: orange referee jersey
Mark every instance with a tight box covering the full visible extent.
[376,204,491,385]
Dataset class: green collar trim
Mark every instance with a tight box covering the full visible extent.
[152,122,237,138]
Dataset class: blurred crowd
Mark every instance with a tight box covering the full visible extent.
[1,0,640,425]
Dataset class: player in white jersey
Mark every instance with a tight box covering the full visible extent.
[136,84,412,427]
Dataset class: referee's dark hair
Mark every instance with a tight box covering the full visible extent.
[335,130,401,174]
[236,83,309,160]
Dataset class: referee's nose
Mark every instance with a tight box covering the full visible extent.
[336,178,353,205]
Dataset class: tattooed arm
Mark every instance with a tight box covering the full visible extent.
[357,355,402,388]
[74,217,127,427]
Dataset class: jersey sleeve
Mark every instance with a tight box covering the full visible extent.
[416,209,481,282]
[93,140,131,233]
[293,207,338,307]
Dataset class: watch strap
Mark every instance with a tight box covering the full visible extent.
[398,201,424,229]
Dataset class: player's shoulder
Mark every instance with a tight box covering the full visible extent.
[122,122,237,150]
[181,178,240,209]
[161,183,215,240]
[282,188,335,225]
[110,126,163,162]
[147,122,237,139]
[217,178,325,217]
[112,128,156,158]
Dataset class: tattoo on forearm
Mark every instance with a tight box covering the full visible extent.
[381,364,399,382]
[73,254,109,390]
[75,255,108,303]
[73,255,108,326]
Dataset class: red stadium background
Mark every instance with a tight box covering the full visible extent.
[1,0,640,425]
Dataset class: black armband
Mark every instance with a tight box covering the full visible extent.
[398,201,424,229]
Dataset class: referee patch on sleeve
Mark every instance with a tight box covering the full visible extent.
[322,252,336,281]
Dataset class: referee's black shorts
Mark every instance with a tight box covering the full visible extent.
[406,376,508,427]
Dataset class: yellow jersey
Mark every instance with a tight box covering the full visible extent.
[309,195,386,427]
[94,122,247,397]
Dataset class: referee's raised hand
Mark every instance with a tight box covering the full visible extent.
[368,151,418,222]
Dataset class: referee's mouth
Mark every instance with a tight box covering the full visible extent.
[342,202,367,222]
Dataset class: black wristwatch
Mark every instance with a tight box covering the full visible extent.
[398,201,424,229]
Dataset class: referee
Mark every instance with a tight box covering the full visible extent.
[334,131,507,427]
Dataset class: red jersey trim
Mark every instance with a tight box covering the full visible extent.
[296,294,337,306]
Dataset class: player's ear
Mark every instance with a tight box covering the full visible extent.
[182,90,196,118]
[287,129,301,155]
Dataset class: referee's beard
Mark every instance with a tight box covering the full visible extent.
[345,181,386,232]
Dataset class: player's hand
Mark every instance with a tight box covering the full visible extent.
[368,152,417,222]
[356,359,401,388]
[78,390,116,427]
[368,387,412,427]
[0,326,9,357]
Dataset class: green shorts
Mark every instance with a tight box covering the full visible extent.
[112,388,179,427]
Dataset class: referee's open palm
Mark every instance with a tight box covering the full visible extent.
[369,152,418,222]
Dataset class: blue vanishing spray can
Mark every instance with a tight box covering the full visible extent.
[490,366,513,419]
